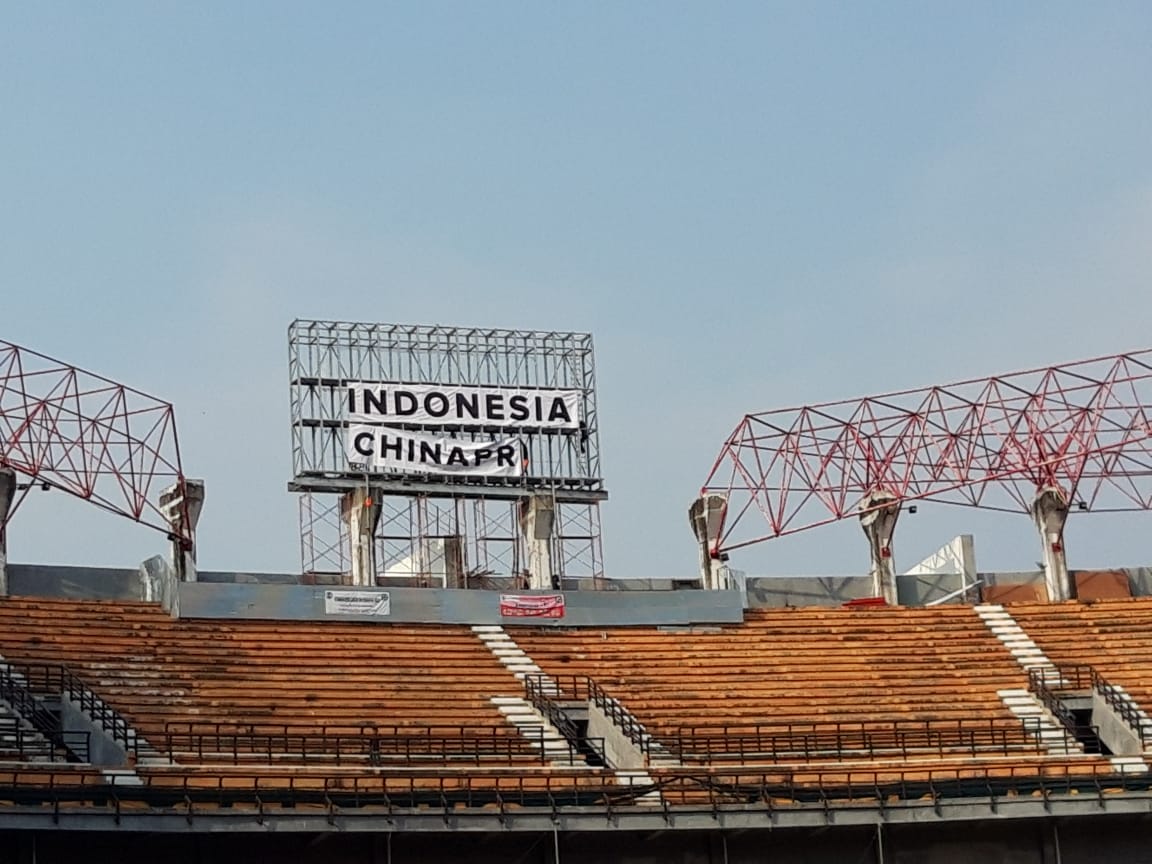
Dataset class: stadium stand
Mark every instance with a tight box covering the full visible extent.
[1008,598,1152,743]
[0,597,595,771]
[514,604,1089,767]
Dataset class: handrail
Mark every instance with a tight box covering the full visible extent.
[582,676,651,752]
[1028,663,1151,748]
[523,674,651,758]
[523,676,579,740]
[0,665,92,763]
[0,758,1146,815]
[670,717,1049,763]
[1027,666,1084,740]
[529,678,1061,764]
[522,675,608,765]
[162,728,594,766]
[1090,669,1152,747]
[163,721,520,738]
[9,663,138,759]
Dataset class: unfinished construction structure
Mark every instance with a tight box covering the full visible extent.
[289,320,607,589]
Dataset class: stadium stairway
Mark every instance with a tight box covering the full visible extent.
[472,624,668,801]
[974,603,1147,774]
[0,698,54,763]
[0,655,148,784]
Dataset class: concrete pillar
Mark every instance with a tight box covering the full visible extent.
[0,468,16,596]
[1032,486,1073,602]
[518,495,556,590]
[159,479,204,583]
[689,494,728,590]
[859,490,900,604]
[341,487,381,587]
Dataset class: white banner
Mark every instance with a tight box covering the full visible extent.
[346,382,581,430]
[324,590,390,616]
[347,425,524,477]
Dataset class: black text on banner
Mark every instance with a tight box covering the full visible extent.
[346,425,524,477]
[346,383,581,430]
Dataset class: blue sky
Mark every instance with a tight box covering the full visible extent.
[2,3,1151,578]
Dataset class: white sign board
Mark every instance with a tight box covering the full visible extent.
[323,590,391,616]
[347,425,524,477]
[347,383,582,430]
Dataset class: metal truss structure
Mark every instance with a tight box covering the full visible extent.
[702,348,1152,554]
[0,340,188,540]
[289,321,606,585]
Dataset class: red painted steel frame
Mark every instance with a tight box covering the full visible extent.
[701,349,1152,554]
[0,340,187,540]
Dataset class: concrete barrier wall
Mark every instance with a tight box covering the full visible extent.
[745,576,875,608]
[177,582,745,626]
[896,571,973,606]
[7,564,141,600]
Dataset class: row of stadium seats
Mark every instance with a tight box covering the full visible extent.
[515,605,1041,762]
[0,598,532,764]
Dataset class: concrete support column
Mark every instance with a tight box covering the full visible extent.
[689,494,728,590]
[1032,486,1072,602]
[159,479,204,583]
[859,490,901,605]
[341,488,381,587]
[518,495,556,590]
[0,468,16,596]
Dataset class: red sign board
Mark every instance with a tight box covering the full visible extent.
[499,594,566,619]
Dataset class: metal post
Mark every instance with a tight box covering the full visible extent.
[0,468,15,596]
[859,490,900,604]
[1032,486,1072,602]
[342,487,381,587]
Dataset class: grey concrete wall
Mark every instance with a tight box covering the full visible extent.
[1091,690,1143,756]
[585,702,645,770]
[198,570,302,585]
[896,571,973,606]
[982,570,1046,588]
[745,576,875,608]
[58,696,129,767]
[176,583,745,626]
[7,564,141,600]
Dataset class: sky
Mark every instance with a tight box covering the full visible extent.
[2,3,1151,580]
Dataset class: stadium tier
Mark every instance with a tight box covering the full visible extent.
[2,591,1152,858]
[0,596,1142,779]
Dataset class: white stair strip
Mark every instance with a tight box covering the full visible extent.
[976,607,1081,755]
[487,696,578,766]
[473,625,680,781]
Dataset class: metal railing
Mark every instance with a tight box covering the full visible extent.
[523,675,580,739]
[0,758,1146,816]
[523,675,608,765]
[11,664,138,759]
[1028,663,1152,749]
[161,727,579,766]
[524,675,651,750]
[1088,668,1152,748]
[669,717,1048,764]
[1027,666,1092,744]
[0,665,91,763]
[524,676,1060,765]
